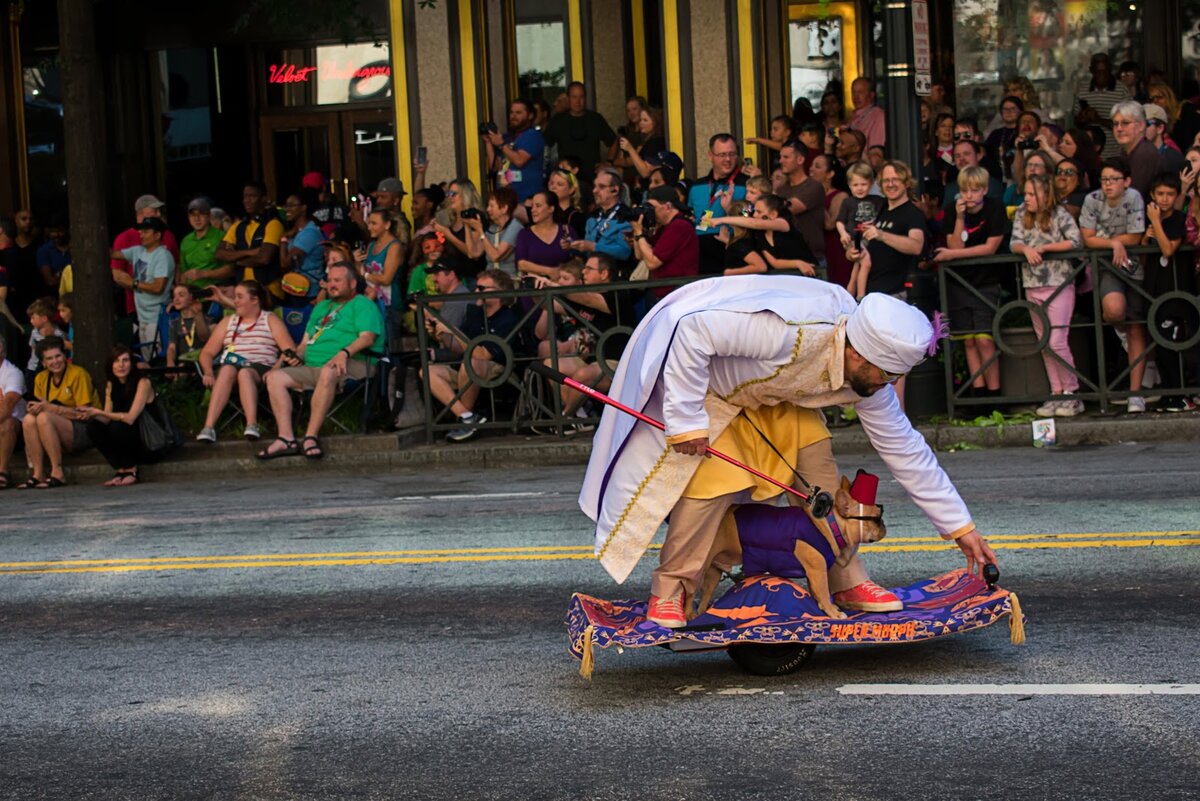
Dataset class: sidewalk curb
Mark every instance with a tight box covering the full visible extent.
[32,412,1200,485]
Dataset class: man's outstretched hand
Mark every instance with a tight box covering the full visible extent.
[956,529,998,577]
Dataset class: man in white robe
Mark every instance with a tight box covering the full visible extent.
[578,275,998,628]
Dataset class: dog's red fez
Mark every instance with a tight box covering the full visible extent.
[849,469,879,506]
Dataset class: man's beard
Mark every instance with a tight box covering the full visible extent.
[847,369,881,397]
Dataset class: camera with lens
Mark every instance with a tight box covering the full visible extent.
[460,208,481,221]
[479,122,499,136]
[1017,137,1039,150]
[615,204,652,225]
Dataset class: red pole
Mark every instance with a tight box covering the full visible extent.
[556,373,813,503]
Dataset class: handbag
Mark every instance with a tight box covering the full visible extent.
[629,260,651,281]
[137,400,183,457]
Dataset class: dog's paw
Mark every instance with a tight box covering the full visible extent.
[821,605,848,620]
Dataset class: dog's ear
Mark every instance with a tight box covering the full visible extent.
[834,485,854,516]
[839,474,852,493]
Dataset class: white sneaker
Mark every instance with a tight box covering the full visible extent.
[1143,360,1160,389]
[196,426,217,443]
[1126,396,1146,413]
[244,423,261,440]
[1035,400,1060,417]
[1055,400,1085,417]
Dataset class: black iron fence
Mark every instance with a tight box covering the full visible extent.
[936,244,1199,418]
[407,247,1200,441]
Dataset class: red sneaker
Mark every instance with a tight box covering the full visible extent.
[646,593,687,628]
[833,581,903,612]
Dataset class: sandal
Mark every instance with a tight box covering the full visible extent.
[112,471,139,487]
[256,437,300,460]
[16,477,45,490]
[301,435,324,460]
[40,476,67,489]
[0,472,10,490]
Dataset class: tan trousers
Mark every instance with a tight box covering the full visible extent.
[650,436,869,600]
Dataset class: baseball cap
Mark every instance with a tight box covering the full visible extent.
[646,151,684,176]
[134,217,168,233]
[187,197,212,214]
[1143,103,1169,125]
[302,171,326,190]
[376,177,406,195]
[134,194,166,212]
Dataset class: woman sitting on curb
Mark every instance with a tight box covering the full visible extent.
[195,280,296,443]
[19,336,98,489]
[81,346,162,486]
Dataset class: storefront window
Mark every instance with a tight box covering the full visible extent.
[788,2,860,115]
[1182,0,1200,89]
[264,42,392,108]
[514,0,567,104]
[953,0,1142,130]
[23,60,66,218]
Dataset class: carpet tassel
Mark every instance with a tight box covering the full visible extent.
[579,625,595,679]
[1008,593,1026,646]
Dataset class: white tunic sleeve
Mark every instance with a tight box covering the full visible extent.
[855,385,975,538]
[659,310,795,441]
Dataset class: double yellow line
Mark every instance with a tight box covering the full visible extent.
[0,531,1196,576]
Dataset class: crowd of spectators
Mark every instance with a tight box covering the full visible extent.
[2,61,1200,484]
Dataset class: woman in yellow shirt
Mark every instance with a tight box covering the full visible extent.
[18,336,99,488]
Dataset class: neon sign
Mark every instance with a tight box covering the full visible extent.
[268,62,391,85]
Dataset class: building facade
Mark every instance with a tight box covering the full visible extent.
[0,0,1191,227]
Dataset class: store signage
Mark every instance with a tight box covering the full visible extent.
[268,62,392,85]
[912,0,931,95]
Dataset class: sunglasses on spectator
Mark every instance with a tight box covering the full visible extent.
[1055,168,1078,176]
[877,365,905,384]
[476,283,497,292]
[953,132,973,141]
[446,190,459,197]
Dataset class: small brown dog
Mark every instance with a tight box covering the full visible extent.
[694,472,886,620]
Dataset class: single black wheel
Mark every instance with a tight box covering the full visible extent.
[727,642,817,676]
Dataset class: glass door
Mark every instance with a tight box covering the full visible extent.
[340,108,396,202]
[260,113,343,203]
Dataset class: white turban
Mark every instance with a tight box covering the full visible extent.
[845,293,940,374]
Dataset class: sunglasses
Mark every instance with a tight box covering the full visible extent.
[878,366,905,384]
[1055,168,1078,177]
[953,132,973,141]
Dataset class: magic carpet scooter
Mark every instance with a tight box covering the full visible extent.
[530,364,1025,678]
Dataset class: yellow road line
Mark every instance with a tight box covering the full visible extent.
[2,530,1195,570]
[0,537,1197,575]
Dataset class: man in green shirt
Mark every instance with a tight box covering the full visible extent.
[178,198,231,289]
[258,263,384,460]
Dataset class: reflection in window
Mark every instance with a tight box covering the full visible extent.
[1183,0,1200,88]
[789,17,843,108]
[515,0,567,104]
[953,0,1142,131]
[353,122,396,196]
[160,49,213,163]
[264,42,392,107]
[23,61,66,217]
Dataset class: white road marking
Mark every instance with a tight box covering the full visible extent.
[837,684,1200,696]
[390,491,552,501]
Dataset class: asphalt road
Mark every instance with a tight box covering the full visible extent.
[1,442,1198,800]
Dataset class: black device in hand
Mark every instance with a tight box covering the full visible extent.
[1017,137,1039,150]
[615,204,652,226]
[460,208,481,221]
[479,122,499,136]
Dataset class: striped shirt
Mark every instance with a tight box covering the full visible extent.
[221,310,279,366]
[1073,80,1132,159]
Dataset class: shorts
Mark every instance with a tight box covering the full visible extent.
[282,359,374,391]
[69,420,92,454]
[948,282,1000,339]
[434,360,503,390]
[1098,270,1149,321]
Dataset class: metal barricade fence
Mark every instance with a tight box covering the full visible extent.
[407,250,1200,441]
[410,274,709,444]
[937,244,1199,418]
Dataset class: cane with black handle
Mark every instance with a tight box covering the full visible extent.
[528,363,835,517]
